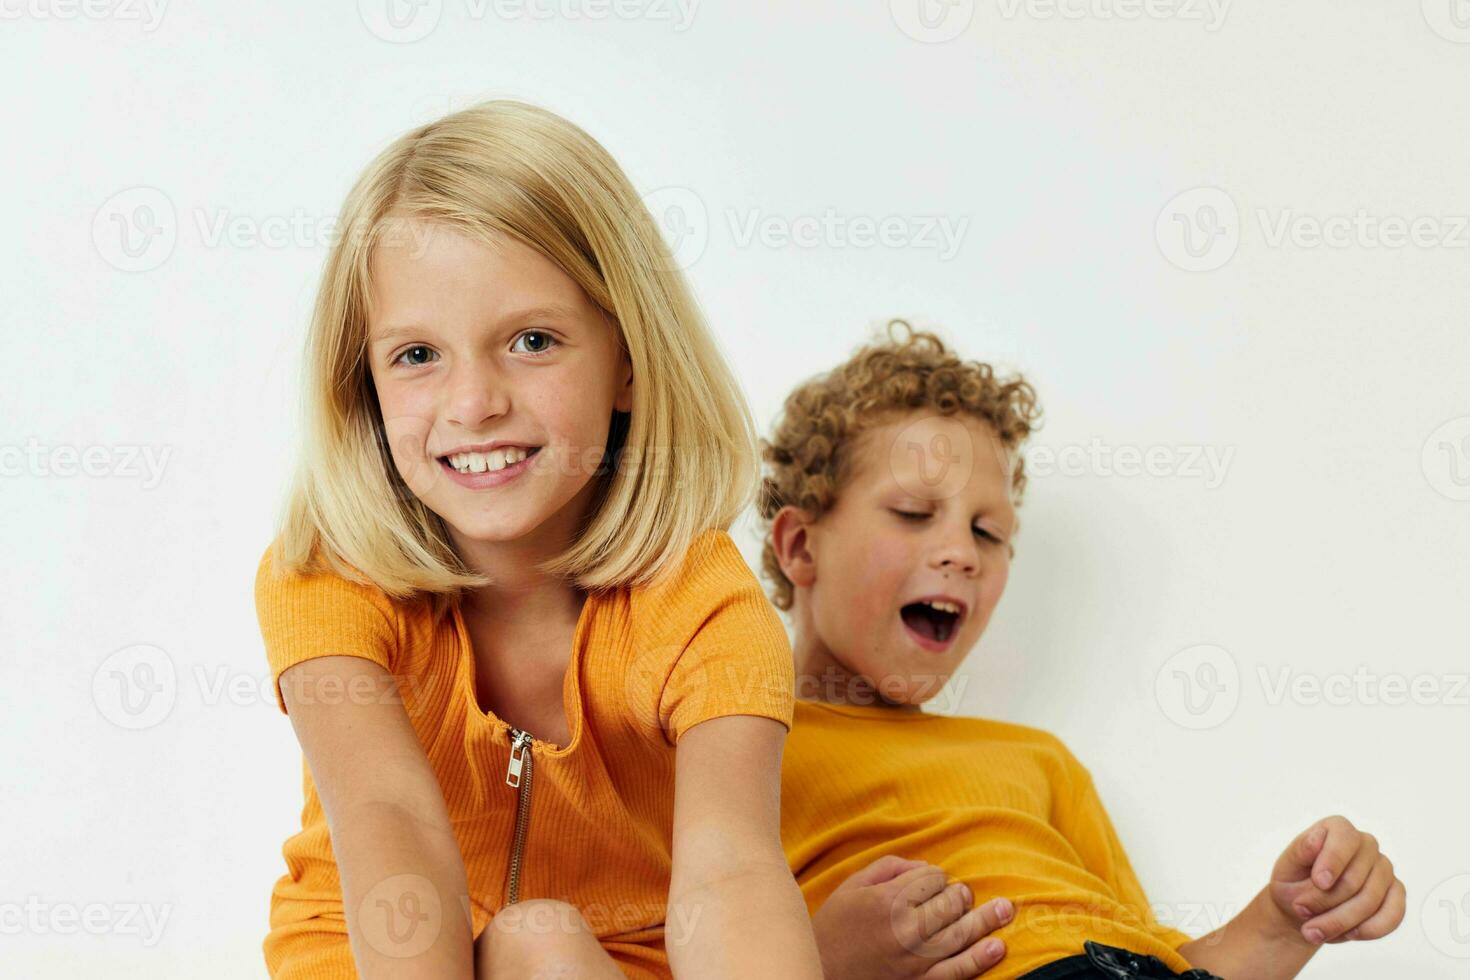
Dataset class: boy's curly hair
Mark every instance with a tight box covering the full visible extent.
[756,319,1042,611]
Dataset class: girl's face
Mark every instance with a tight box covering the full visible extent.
[791,412,1016,706]
[365,218,632,553]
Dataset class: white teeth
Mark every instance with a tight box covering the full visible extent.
[447,447,532,474]
[922,599,962,616]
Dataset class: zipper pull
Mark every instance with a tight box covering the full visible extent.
[505,727,533,788]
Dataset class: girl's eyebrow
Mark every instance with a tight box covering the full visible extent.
[370,303,584,347]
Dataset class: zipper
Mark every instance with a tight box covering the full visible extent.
[503,726,535,905]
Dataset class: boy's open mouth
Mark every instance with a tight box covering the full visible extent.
[900,600,964,645]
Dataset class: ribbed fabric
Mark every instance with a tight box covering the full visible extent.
[253,528,795,980]
[780,700,1196,980]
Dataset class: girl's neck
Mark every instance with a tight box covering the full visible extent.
[451,508,588,630]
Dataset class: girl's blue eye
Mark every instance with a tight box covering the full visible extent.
[512,330,557,355]
[395,345,437,367]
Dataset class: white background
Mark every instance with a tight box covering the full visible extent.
[4,1,1469,976]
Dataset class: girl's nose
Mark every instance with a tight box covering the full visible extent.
[445,359,511,427]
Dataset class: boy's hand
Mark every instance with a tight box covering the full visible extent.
[1266,815,1406,947]
[810,855,1013,980]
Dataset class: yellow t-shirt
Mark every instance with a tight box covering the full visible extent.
[780,699,1196,979]
[254,527,795,980]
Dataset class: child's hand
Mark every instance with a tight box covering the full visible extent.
[1266,815,1406,947]
[810,855,1013,979]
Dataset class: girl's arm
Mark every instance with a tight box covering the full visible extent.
[282,655,476,980]
[667,714,824,980]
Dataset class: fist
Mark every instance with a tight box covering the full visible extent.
[1268,815,1406,946]
[810,855,1014,980]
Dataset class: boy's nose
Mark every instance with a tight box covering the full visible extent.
[936,554,977,575]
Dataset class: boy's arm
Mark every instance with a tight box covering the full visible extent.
[667,714,824,980]
[810,855,1014,979]
[1176,816,1405,980]
[282,656,476,980]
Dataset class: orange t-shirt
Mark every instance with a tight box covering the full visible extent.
[780,699,1196,980]
[254,527,795,980]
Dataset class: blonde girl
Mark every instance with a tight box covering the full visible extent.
[254,100,823,980]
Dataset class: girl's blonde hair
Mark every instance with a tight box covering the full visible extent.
[269,100,759,616]
[757,320,1042,612]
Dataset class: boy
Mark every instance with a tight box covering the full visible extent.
[759,321,1404,980]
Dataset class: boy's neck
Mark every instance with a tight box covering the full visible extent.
[792,631,923,714]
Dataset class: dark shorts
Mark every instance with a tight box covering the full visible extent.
[1017,941,1222,980]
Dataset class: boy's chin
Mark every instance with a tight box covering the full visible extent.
[855,664,956,707]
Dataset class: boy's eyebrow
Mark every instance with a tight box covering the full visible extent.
[369,304,585,346]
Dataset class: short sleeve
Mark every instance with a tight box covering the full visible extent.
[1052,745,1195,950]
[642,529,796,746]
[254,541,398,715]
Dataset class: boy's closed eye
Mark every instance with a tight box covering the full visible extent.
[888,508,1004,543]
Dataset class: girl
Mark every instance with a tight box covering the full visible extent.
[254,100,823,980]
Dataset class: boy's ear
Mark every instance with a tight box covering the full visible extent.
[770,505,817,588]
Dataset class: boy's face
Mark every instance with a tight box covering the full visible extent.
[778,412,1017,707]
[365,218,633,556]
